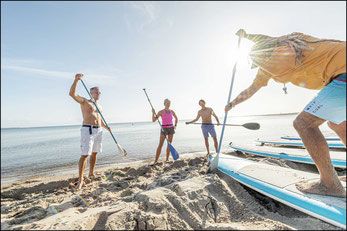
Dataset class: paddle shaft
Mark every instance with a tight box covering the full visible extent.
[142,89,172,144]
[190,123,245,127]
[80,79,118,144]
[217,36,242,154]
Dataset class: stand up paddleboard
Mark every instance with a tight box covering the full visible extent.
[230,143,346,169]
[208,154,346,229]
[281,136,341,141]
[256,140,345,150]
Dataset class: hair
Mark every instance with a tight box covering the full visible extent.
[90,86,99,93]
[164,98,170,105]
[199,99,206,105]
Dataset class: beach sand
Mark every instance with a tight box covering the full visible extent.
[1,152,344,230]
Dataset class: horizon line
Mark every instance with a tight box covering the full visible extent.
[1,112,299,129]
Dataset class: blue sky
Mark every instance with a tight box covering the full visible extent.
[1,1,346,128]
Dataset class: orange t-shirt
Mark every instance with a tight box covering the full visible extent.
[253,33,346,90]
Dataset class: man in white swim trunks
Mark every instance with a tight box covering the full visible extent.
[69,73,111,190]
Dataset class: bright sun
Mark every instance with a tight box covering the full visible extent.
[231,42,253,69]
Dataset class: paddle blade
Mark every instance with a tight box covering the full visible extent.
[243,122,260,130]
[117,144,128,158]
[207,152,219,173]
[168,142,179,160]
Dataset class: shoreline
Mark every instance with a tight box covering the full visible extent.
[1,151,207,186]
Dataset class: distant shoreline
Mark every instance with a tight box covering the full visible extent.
[1,112,299,129]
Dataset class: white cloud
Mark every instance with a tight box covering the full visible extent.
[1,64,121,85]
[124,2,160,32]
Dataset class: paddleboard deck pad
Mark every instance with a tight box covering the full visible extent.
[230,144,346,169]
[281,136,341,141]
[209,154,346,229]
[256,140,345,150]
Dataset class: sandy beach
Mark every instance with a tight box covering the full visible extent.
[1,152,344,230]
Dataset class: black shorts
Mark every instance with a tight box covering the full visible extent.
[161,127,175,135]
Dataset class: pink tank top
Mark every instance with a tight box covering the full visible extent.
[162,109,173,128]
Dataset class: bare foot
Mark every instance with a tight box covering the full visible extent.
[296,179,346,198]
[339,176,346,182]
[88,174,96,181]
[75,181,85,191]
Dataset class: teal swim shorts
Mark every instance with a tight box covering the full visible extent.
[304,73,346,124]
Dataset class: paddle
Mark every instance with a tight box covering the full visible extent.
[188,122,260,130]
[207,35,242,173]
[80,79,127,158]
[142,88,179,160]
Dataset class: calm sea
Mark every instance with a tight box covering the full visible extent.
[1,114,335,183]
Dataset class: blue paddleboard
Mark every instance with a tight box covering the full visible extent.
[209,154,346,229]
[230,144,346,169]
[281,136,341,141]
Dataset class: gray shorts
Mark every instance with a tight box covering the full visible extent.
[161,127,175,136]
[201,124,216,138]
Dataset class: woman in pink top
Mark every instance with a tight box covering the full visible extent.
[152,98,178,163]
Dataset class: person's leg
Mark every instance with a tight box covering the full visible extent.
[89,128,103,178]
[201,125,209,154]
[88,152,97,178]
[166,134,174,161]
[204,137,210,154]
[78,127,93,190]
[327,121,346,182]
[212,136,218,153]
[155,134,165,164]
[209,125,218,153]
[77,155,89,190]
[293,111,345,197]
[327,121,346,146]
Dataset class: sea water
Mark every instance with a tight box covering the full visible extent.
[1,114,335,183]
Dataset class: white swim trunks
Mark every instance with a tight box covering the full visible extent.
[80,125,103,155]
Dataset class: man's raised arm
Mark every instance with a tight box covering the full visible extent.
[236,29,274,43]
[225,82,263,112]
[69,74,87,104]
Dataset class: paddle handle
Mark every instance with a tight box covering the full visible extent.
[80,79,118,144]
[142,88,170,143]
[217,35,242,154]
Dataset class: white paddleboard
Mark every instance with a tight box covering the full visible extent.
[209,154,346,229]
[230,143,346,169]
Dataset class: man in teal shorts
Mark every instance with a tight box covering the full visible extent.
[225,29,346,197]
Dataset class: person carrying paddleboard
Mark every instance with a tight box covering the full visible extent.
[186,99,221,156]
[225,29,346,197]
[69,73,111,190]
[152,99,178,164]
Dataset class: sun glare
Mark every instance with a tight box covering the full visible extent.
[232,42,253,70]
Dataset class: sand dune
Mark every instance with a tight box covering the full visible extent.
[1,153,343,230]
